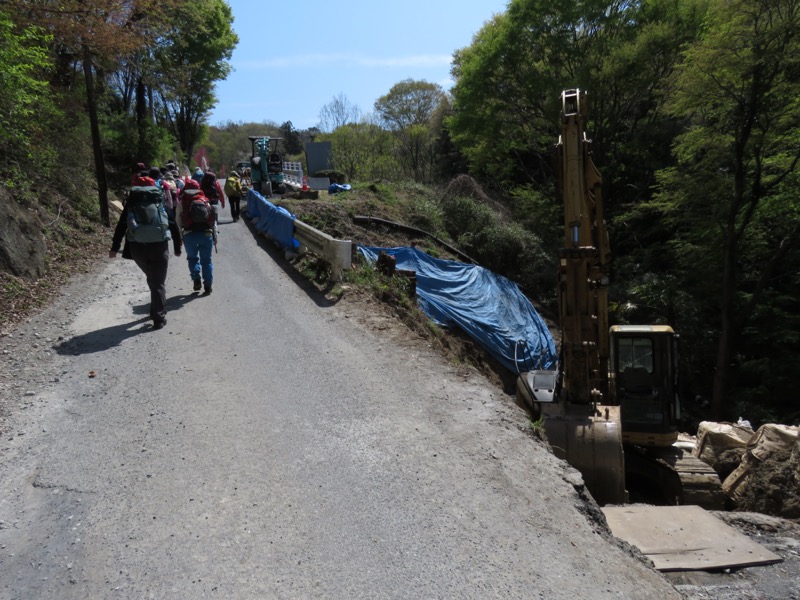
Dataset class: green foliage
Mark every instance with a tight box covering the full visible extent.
[507,184,560,251]
[645,0,800,418]
[102,114,177,183]
[441,194,494,234]
[447,3,565,183]
[325,123,398,181]
[323,122,399,182]
[372,80,446,183]
[374,79,445,131]
[401,183,445,234]
[154,0,239,162]
[440,192,551,299]
[448,0,705,196]
[344,259,416,310]
[0,14,60,183]
[207,120,278,174]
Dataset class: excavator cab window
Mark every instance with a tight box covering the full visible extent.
[614,335,664,428]
[617,337,653,373]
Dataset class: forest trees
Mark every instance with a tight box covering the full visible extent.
[1,0,236,223]
[374,79,446,183]
[648,0,800,420]
[154,0,238,166]
[446,0,800,423]
[318,93,362,133]
[0,12,55,181]
[327,122,397,182]
[3,0,184,223]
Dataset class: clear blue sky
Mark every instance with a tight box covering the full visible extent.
[208,0,510,129]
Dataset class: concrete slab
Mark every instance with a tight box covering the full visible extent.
[602,505,782,571]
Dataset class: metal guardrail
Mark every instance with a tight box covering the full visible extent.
[293,219,352,280]
[246,188,349,280]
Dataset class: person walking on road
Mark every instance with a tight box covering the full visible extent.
[224,171,244,222]
[109,174,182,329]
[178,178,216,295]
[200,171,226,226]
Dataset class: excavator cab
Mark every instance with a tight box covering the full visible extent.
[609,325,679,446]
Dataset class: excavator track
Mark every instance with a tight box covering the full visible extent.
[625,444,725,509]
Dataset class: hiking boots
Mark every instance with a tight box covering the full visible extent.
[193,279,202,291]
[204,283,212,295]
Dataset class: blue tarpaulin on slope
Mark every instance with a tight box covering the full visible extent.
[358,246,557,375]
[246,189,300,252]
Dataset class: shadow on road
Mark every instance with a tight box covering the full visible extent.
[132,293,201,316]
[54,317,151,355]
[241,214,339,308]
[58,294,200,355]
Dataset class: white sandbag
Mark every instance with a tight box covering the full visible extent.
[693,421,754,466]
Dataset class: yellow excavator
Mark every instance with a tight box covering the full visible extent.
[517,89,724,508]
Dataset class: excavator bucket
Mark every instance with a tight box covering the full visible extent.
[541,403,626,506]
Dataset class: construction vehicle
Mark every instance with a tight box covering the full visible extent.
[248,136,285,196]
[516,89,723,508]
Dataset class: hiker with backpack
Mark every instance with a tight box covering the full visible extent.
[200,171,226,225]
[109,174,182,330]
[223,171,243,222]
[178,178,216,295]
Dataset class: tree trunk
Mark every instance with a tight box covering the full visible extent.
[135,77,147,160]
[711,217,741,420]
[83,46,110,227]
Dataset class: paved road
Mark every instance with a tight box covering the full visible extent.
[0,202,680,599]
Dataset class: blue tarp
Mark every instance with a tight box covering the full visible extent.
[328,183,352,194]
[246,189,300,252]
[358,246,557,375]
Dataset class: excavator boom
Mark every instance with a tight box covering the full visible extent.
[518,89,626,505]
[517,89,723,508]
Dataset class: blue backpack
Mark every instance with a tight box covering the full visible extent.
[126,186,171,243]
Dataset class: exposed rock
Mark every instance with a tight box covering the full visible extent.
[0,188,46,278]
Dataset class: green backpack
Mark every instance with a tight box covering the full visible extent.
[126,186,171,243]
[224,177,242,197]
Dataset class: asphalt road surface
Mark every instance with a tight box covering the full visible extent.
[0,202,681,599]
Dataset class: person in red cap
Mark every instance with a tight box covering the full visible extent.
[200,171,225,225]
[130,162,147,185]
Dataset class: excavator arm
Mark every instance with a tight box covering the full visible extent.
[517,89,626,506]
[518,90,724,508]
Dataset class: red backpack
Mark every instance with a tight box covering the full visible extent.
[181,189,212,230]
